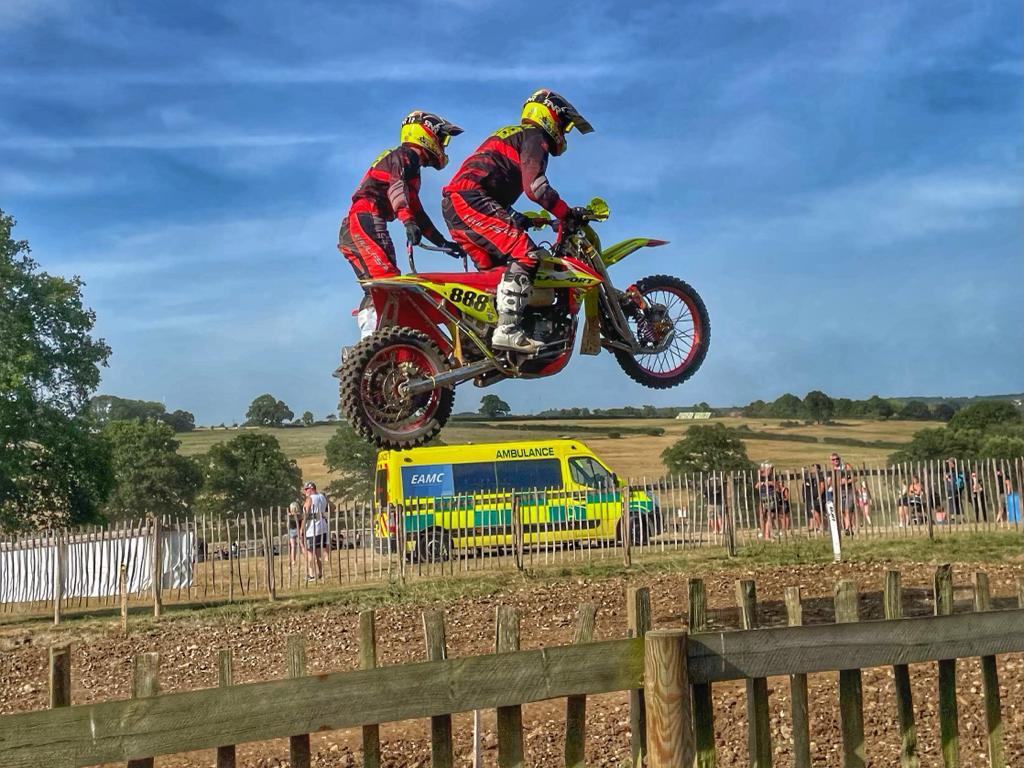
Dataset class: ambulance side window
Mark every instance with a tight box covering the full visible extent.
[452,462,498,494]
[569,457,614,489]
[495,459,561,490]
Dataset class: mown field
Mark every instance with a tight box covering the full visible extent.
[175,416,933,488]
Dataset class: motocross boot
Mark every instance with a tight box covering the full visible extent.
[492,262,543,355]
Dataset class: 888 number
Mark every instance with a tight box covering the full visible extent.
[447,287,490,313]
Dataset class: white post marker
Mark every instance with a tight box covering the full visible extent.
[825,500,843,562]
[472,709,482,768]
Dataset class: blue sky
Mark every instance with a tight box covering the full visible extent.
[2,0,1022,424]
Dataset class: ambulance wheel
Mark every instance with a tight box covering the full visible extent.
[617,514,650,546]
[414,528,452,563]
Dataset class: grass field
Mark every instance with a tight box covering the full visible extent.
[176,415,933,488]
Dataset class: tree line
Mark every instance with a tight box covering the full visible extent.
[740,391,961,423]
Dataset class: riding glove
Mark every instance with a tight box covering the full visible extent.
[404,221,422,246]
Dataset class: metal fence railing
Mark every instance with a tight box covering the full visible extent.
[1,456,1022,617]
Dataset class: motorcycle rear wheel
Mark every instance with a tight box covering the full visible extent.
[612,274,710,389]
[339,327,454,448]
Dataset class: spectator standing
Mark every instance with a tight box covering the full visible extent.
[896,481,911,528]
[302,481,329,580]
[839,462,856,535]
[856,480,872,528]
[995,468,1006,522]
[944,458,965,521]
[802,465,824,533]
[287,501,302,564]
[907,476,926,525]
[704,473,725,535]
[970,470,987,522]
[755,462,779,540]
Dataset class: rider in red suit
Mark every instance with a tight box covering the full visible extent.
[339,111,465,281]
[442,89,593,353]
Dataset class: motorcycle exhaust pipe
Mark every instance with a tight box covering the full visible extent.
[404,359,499,396]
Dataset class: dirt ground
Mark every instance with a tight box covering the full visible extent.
[2,559,1022,767]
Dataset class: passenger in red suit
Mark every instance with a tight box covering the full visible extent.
[339,111,465,281]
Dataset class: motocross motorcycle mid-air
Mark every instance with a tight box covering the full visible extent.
[336,199,710,448]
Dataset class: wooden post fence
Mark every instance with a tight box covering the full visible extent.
[10,568,1024,768]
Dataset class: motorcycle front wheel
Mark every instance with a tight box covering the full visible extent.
[612,274,710,389]
[339,327,454,448]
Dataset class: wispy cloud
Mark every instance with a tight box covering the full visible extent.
[0,60,621,88]
[0,132,343,151]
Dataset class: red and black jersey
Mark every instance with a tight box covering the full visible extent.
[349,145,444,245]
[443,124,570,219]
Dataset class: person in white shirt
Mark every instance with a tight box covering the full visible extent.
[301,481,329,580]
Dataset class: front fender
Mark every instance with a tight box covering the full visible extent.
[601,238,669,267]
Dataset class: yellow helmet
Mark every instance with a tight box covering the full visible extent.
[520,89,594,156]
[399,111,464,169]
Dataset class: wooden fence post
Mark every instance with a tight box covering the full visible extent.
[834,580,865,768]
[359,610,381,768]
[151,516,162,618]
[216,649,236,768]
[126,652,160,768]
[884,570,919,768]
[52,531,63,626]
[644,629,694,768]
[119,564,128,637]
[784,587,811,768]
[48,645,71,708]
[423,611,454,768]
[934,564,959,768]
[495,605,524,768]
[265,516,275,602]
[973,572,1005,768]
[622,488,632,567]
[688,579,716,768]
[736,579,771,767]
[564,602,597,768]
[725,473,737,557]
[287,635,311,768]
[628,586,652,766]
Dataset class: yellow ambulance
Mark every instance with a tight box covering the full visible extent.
[373,439,661,561]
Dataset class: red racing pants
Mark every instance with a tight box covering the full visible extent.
[338,209,399,280]
[441,189,539,272]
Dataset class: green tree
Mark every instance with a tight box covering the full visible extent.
[930,403,958,422]
[300,411,315,426]
[161,409,196,432]
[742,399,768,417]
[897,400,932,420]
[245,394,294,427]
[769,393,804,419]
[1,210,113,530]
[89,395,165,424]
[979,435,1024,461]
[196,433,302,515]
[102,420,202,520]
[324,423,379,500]
[864,395,895,419]
[948,401,1020,432]
[803,391,835,424]
[888,428,980,463]
[661,423,755,474]
[479,394,512,418]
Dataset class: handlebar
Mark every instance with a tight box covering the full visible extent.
[406,241,468,273]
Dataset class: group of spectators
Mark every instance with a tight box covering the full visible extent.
[287,482,330,581]
[704,453,1021,540]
